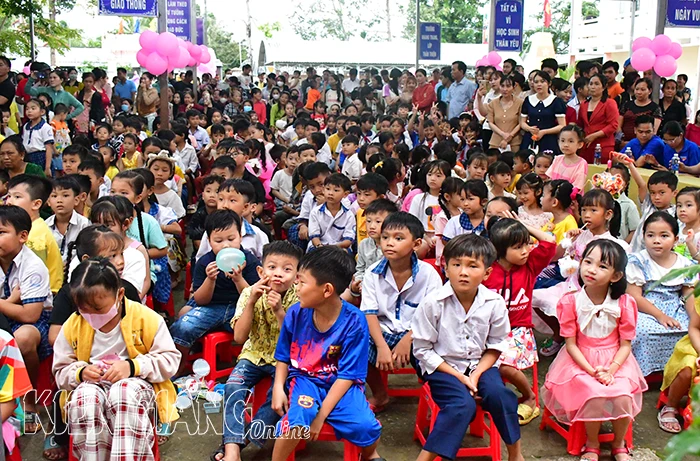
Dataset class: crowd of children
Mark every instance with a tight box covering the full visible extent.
[0,58,697,461]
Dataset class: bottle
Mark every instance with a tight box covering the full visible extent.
[624,146,633,160]
[594,144,602,165]
[671,152,680,175]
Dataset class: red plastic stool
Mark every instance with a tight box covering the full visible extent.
[657,389,693,430]
[200,332,242,381]
[6,446,21,461]
[422,258,445,282]
[251,377,273,415]
[154,294,175,318]
[184,261,192,300]
[145,294,154,309]
[539,406,634,455]
[502,361,539,404]
[68,427,160,461]
[380,367,422,398]
[35,356,56,406]
[286,423,362,461]
[414,383,501,461]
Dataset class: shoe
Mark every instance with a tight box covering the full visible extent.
[540,339,563,357]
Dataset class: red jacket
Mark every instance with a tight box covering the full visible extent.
[482,240,556,328]
[413,83,436,113]
[578,98,619,163]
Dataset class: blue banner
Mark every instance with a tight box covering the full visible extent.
[419,22,441,61]
[98,0,157,17]
[167,0,191,41]
[494,0,523,51]
[667,0,700,27]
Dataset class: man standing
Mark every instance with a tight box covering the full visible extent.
[0,56,14,113]
[447,61,476,119]
[114,67,137,102]
[342,68,360,94]
[301,67,316,103]
[602,60,624,101]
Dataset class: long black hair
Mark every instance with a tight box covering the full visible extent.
[70,258,122,309]
[438,177,466,220]
[112,170,147,246]
[580,188,622,238]
[64,225,124,283]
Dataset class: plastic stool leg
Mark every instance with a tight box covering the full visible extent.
[469,406,485,438]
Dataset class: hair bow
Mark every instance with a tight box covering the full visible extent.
[570,187,580,201]
[528,154,535,165]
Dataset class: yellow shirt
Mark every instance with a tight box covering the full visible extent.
[231,284,298,366]
[547,214,579,243]
[356,208,367,245]
[8,101,20,134]
[507,173,521,194]
[328,133,341,153]
[106,165,120,181]
[28,218,64,293]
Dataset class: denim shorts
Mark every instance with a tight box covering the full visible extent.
[169,300,236,348]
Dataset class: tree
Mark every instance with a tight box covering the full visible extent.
[258,21,281,39]
[399,0,486,44]
[290,0,386,41]
[0,0,80,56]
[206,13,248,68]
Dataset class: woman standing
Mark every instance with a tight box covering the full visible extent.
[618,78,662,144]
[400,73,417,105]
[659,79,687,130]
[578,74,619,163]
[520,71,566,154]
[383,68,402,112]
[135,73,158,132]
[324,74,344,108]
[269,91,289,129]
[75,72,104,136]
[412,69,436,113]
[552,78,577,124]
[91,68,112,123]
[476,70,503,147]
[486,75,524,152]
[26,70,84,120]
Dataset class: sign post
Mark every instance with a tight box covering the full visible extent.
[98,0,158,16]
[419,22,441,61]
[493,0,524,52]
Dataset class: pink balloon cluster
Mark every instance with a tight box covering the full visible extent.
[475,51,503,71]
[136,30,213,76]
[630,34,682,78]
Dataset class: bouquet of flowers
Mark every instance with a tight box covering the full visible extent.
[591,171,625,199]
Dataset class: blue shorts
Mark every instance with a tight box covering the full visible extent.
[8,309,53,360]
[26,151,46,169]
[51,155,64,174]
[277,376,381,447]
[169,300,235,348]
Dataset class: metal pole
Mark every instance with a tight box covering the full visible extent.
[652,0,667,103]
[29,0,35,60]
[415,0,420,71]
[246,0,254,70]
[488,0,496,52]
[157,0,170,130]
[239,40,243,67]
[629,0,636,57]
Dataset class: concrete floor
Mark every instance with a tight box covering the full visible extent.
[18,282,698,461]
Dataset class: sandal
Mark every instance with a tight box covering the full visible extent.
[611,445,631,461]
[540,339,563,357]
[156,422,173,445]
[580,446,601,461]
[43,434,68,461]
[658,405,682,433]
[517,403,540,425]
[25,411,42,434]
[210,443,225,461]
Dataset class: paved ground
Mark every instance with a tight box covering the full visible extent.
[18,282,698,461]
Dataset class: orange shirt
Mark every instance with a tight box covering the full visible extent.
[608,81,624,101]
[305,89,321,110]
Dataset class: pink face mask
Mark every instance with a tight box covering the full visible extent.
[81,301,118,330]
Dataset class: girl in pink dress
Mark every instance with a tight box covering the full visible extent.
[542,239,647,461]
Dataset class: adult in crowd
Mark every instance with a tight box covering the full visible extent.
[173,70,194,94]
[503,58,517,76]
[91,68,112,122]
[0,56,15,113]
[486,75,524,152]
[677,74,691,104]
[75,72,106,135]
[412,68,436,113]
[269,91,290,129]
[686,110,700,145]
[224,88,243,119]
[114,67,137,102]
[475,70,503,146]
[435,68,452,103]
[342,68,360,94]
[577,74,619,163]
[602,61,624,101]
[520,70,566,154]
[659,79,687,130]
[618,77,662,144]
[301,67,316,103]
[447,60,477,119]
[135,73,159,132]
[62,67,83,96]
[26,69,84,121]
[382,68,402,111]
[617,72,639,109]
[400,73,417,105]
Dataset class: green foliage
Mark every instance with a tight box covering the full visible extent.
[0,0,80,56]
[258,21,281,40]
[558,66,575,82]
[290,0,384,41]
[523,0,570,54]
[581,1,599,19]
[399,0,486,44]
[206,13,247,69]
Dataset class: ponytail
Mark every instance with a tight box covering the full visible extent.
[134,205,147,246]
[64,241,76,283]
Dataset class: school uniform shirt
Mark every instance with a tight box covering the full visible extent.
[361,254,443,335]
[617,193,641,241]
[341,154,362,182]
[482,240,556,328]
[28,218,63,293]
[155,189,186,219]
[174,144,199,173]
[189,126,210,152]
[626,136,666,166]
[274,300,370,389]
[99,175,111,198]
[241,218,269,260]
[663,138,700,169]
[442,213,487,242]
[45,211,91,262]
[354,237,383,282]
[193,250,261,306]
[0,245,53,310]
[22,119,54,154]
[307,203,356,251]
[270,169,294,202]
[411,283,510,375]
[408,192,441,232]
[317,143,334,166]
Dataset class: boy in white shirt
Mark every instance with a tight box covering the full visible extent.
[172,123,199,175]
[340,134,362,184]
[308,173,355,252]
[46,176,90,262]
[360,212,443,411]
[270,148,299,211]
[411,233,522,461]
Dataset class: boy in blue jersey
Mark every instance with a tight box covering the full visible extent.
[271,246,384,461]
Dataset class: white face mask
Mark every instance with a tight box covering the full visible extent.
[273,94,280,100]
[277,81,284,87]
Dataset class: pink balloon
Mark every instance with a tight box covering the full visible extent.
[669,42,682,60]
[496,64,503,71]
[139,30,158,52]
[631,37,652,52]
[22,66,30,75]
[630,48,656,72]
[198,61,216,76]
[173,46,191,68]
[156,32,179,58]
[487,51,502,66]
[187,55,197,67]
[189,44,202,60]
[654,54,677,78]
[145,52,168,76]
[650,34,672,56]
[136,49,149,67]
[199,46,211,64]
